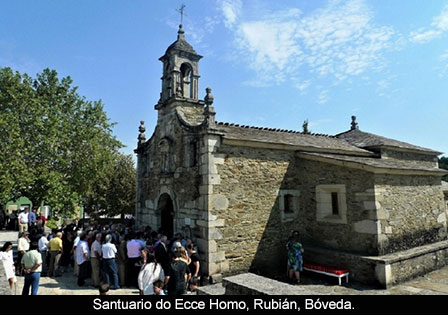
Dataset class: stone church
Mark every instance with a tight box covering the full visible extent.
[135,25,448,288]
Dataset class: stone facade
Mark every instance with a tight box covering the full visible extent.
[135,25,448,288]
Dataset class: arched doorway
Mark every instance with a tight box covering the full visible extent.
[158,193,174,238]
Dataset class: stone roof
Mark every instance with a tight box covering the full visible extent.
[336,129,441,155]
[215,122,373,156]
[164,25,198,56]
[298,152,448,175]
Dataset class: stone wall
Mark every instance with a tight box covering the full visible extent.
[295,158,377,255]
[374,174,447,255]
[212,144,294,277]
[210,145,383,279]
[380,149,438,168]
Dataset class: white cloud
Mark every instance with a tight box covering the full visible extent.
[410,29,442,44]
[434,4,448,31]
[295,80,311,92]
[317,90,330,104]
[219,0,397,86]
[219,0,242,28]
[410,4,448,43]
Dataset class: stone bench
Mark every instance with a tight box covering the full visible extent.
[221,273,320,295]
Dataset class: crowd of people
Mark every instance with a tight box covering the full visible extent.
[1,209,307,295]
[0,208,47,232]
[0,212,201,296]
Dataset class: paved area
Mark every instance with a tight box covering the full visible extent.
[2,230,447,295]
[14,272,139,295]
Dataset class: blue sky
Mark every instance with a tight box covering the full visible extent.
[1,0,448,157]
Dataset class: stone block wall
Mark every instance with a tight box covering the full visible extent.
[208,145,386,279]
[374,174,447,255]
[212,144,294,277]
[295,158,378,255]
[380,149,438,168]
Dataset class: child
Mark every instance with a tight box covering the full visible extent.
[153,280,165,295]
[189,276,199,293]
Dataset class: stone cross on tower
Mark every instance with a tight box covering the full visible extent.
[177,4,187,25]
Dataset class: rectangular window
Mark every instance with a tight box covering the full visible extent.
[284,194,294,213]
[189,140,198,167]
[331,192,339,215]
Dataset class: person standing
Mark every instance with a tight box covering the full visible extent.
[72,230,82,277]
[102,234,119,290]
[167,250,188,296]
[38,232,49,276]
[287,232,304,284]
[186,243,201,280]
[76,233,91,286]
[17,232,30,275]
[154,235,170,276]
[0,209,6,230]
[28,208,37,229]
[47,232,63,277]
[138,252,165,295]
[117,234,127,287]
[0,242,16,291]
[21,242,42,295]
[37,212,47,230]
[18,208,29,233]
[126,232,143,287]
[91,232,103,288]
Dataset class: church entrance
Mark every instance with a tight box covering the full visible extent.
[158,193,174,238]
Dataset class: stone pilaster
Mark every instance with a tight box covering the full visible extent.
[197,133,229,283]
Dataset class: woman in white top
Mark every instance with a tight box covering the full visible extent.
[0,242,16,290]
[138,252,165,295]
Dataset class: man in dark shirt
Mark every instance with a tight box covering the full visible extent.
[155,235,170,274]
[167,250,187,296]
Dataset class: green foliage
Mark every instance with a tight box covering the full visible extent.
[0,67,130,218]
[85,153,136,219]
[439,156,448,182]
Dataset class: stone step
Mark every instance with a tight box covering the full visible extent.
[196,283,225,295]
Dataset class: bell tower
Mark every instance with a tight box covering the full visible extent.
[158,24,203,104]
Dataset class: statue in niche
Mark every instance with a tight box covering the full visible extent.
[159,138,173,173]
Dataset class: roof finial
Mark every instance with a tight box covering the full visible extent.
[138,120,146,146]
[204,88,216,128]
[351,115,359,130]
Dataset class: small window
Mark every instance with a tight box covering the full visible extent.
[279,190,300,222]
[284,194,294,213]
[331,192,339,215]
[190,140,198,167]
[316,185,347,224]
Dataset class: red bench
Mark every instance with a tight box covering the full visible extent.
[303,262,349,285]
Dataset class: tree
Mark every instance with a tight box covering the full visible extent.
[439,156,448,182]
[107,154,136,218]
[0,67,123,218]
